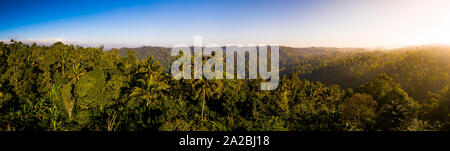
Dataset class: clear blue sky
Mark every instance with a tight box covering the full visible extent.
[1,0,450,48]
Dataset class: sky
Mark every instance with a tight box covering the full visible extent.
[1,0,450,49]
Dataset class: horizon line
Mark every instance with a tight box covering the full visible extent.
[2,39,450,51]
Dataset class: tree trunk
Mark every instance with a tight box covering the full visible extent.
[201,93,205,121]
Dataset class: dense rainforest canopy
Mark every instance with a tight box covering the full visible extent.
[0,40,449,131]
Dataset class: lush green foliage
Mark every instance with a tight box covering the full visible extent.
[0,41,448,131]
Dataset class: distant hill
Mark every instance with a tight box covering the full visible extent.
[115,46,173,71]
[113,46,368,73]
[298,46,450,102]
[112,45,450,102]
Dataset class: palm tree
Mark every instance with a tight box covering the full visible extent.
[130,57,168,107]
[67,63,85,84]
[193,79,221,121]
[56,49,68,78]
[130,74,168,106]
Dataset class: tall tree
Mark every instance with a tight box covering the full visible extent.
[192,79,221,121]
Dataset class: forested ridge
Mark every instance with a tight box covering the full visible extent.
[0,40,449,131]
